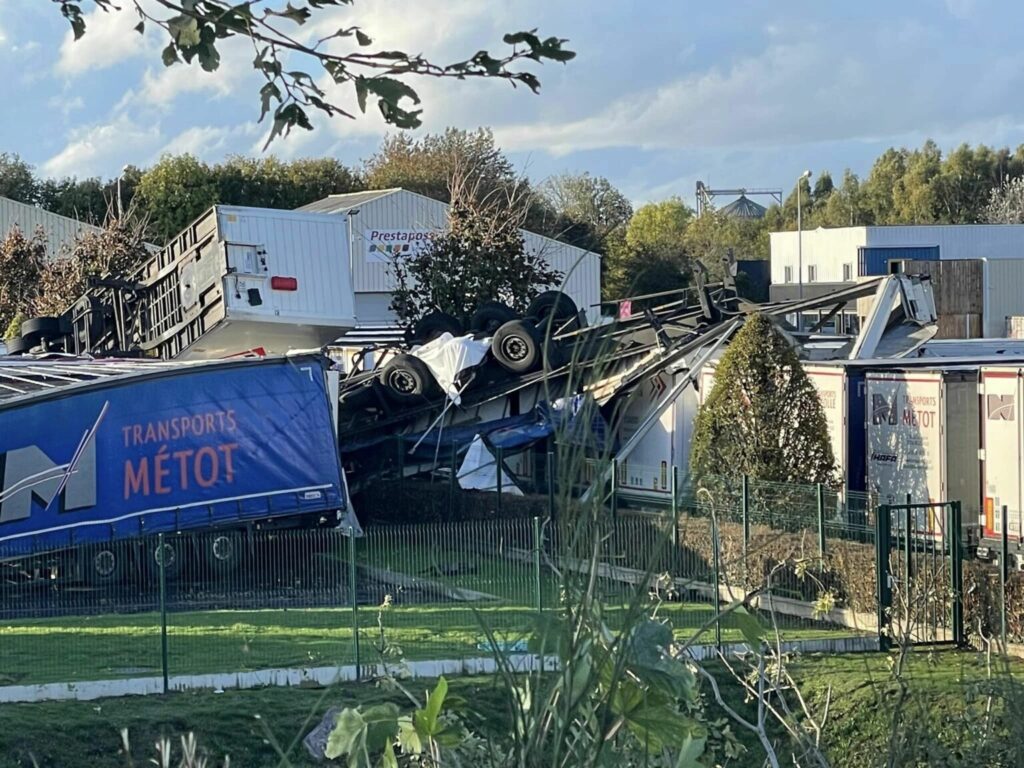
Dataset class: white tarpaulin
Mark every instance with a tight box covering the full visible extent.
[412,333,490,404]
[457,435,523,495]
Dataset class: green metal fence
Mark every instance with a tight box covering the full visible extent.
[0,474,882,693]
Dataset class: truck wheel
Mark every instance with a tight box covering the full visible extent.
[84,546,127,586]
[20,316,64,340]
[4,336,30,356]
[378,354,440,402]
[409,312,463,345]
[147,537,185,582]
[203,533,244,574]
[492,320,542,374]
[527,291,578,332]
[469,302,517,335]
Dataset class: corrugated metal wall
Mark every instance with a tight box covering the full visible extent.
[349,190,602,322]
[857,245,940,276]
[0,196,101,260]
[984,259,1024,337]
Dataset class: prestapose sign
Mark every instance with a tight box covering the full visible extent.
[364,229,435,263]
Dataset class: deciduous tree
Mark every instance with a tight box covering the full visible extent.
[0,227,46,337]
[389,175,560,327]
[540,172,633,253]
[0,153,38,204]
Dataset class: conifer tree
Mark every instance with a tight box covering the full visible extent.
[691,313,836,487]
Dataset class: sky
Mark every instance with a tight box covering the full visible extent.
[1,0,1024,206]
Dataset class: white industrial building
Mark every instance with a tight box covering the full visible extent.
[771,224,1024,292]
[298,188,602,325]
[0,195,102,259]
[770,225,1024,337]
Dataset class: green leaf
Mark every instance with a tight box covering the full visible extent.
[134,20,145,34]
[381,742,398,768]
[361,703,401,753]
[674,730,709,767]
[161,44,180,67]
[397,717,423,755]
[354,77,369,113]
[168,15,201,48]
[355,29,371,46]
[325,708,364,761]
[414,677,447,738]
[720,604,765,647]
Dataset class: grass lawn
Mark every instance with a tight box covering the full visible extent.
[2,650,1021,767]
[0,598,853,686]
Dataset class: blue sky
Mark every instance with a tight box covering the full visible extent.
[1,0,1022,205]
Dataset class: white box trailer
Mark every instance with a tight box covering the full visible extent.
[137,205,357,359]
[979,367,1024,550]
[615,369,700,501]
[865,370,980,538]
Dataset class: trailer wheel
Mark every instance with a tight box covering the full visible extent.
[378,354,440,402]
[84,546,127,585]
[469,302,517,335]
[203,533,244,574]
[492,320,542,374]
[409,312,463,345]
[147,537,185,582]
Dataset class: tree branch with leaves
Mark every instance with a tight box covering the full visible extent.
[54,1,574,146]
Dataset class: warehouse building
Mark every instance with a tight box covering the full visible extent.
[298,188,602,326]
[0,195,102,259]
[770,225,1024,337]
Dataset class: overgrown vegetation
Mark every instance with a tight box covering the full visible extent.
[691,313,837,487]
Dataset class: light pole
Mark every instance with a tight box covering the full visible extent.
[116,165,129,219]
[796,169,812,301]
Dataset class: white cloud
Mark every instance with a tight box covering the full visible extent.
[56,3,154,76]
[42,115,162,178]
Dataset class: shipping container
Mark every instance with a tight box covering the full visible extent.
[865,369,980,537]
[133,205,357,359]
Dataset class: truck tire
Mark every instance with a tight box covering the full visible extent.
[20,316,64,340]
[378,354,440,402]
[469,302,517,335]
[409,312,463,345]
[3,336,30,356]
[83,546,127,586]
[203,532,244,574]
[526,291,578,329]
[147,537,185,582]
[492,320,542,374]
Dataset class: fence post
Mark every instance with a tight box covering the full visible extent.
[712,513,722,650]
[347,528,360,680]
[533,516,543,613]
[670,466,680,577]
[875,505,892,651]
[448,439,458,521]
[546,449,556,520]
[496,447,504,518]
[1002,505,1010,653]
[949,501,965,646]
[158,532,169,694]
[816,484,826,558]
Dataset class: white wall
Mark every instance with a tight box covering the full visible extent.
[770,227,867,285]
[771,225,1024,286]
[984,259,1024,337]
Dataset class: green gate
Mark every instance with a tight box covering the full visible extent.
[875,501,965,650]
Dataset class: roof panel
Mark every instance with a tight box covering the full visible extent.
[296,189,400,213]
